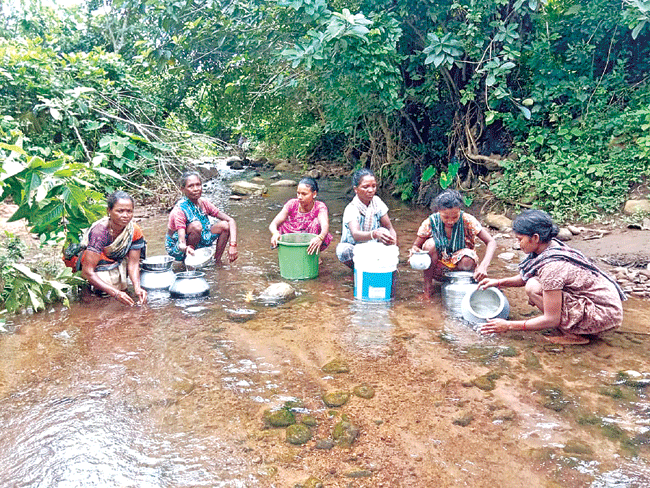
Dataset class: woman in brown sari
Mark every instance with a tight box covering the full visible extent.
[479,209,624,344]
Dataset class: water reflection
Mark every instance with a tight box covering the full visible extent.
[346,300,393,355]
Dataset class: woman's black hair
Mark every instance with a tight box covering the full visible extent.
[107,190,133,210]
[432,189,464,211]
[179,170,201,189]
[352,168,375,187]
[298,177,318,193]
[512,209,559,243]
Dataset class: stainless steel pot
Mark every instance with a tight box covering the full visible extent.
[441,271,477,317]
[140,268,176,290]
[461,287,510,325]
[140,255,176,290]
[169,271,210,298]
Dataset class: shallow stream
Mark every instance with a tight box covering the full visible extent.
[1,165,649,487]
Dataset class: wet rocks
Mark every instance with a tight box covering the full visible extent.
[471,373,498,391]
[314,438,334,449]
[321,358,350,374]
[263,408,296,428]
[563,439,594,456]
[270,179,297,187]
[286,424,312,445]
[229,180,267,196]
[498,251,516,262]
[322,391,350,408]
[485,213,512,232]
[226,308,258,322]
[258,282,296,303]
[332,415,360,447]
[353,384,375,399]
[293,476,324,488]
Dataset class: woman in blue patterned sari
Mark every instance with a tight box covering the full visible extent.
[166,171,238,263]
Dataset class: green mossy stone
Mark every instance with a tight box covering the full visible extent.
[323,391,350,407]
[352,384,375,399]
[322,359,350,374]
[472,375,496,391]
[332,418,360,447]
[301,415,318,427]
[263,408,296,428]
[286,424,312,445]
[563,439,594,456]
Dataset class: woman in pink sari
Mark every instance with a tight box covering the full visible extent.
[269,177,333,255]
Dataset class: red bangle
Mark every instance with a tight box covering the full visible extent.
[497,280,501,289]
[523,320,528,330]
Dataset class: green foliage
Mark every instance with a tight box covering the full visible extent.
[0,234,83,314]
[491,103,650,221]
[1,132,107,243]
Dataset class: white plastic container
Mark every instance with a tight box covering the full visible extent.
[353,242,399,301]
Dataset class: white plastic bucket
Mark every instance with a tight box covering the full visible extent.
[353,242,399,301]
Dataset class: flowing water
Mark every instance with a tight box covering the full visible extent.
[1,164,649,487]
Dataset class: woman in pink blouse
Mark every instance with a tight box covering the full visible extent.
[269,177,332,255]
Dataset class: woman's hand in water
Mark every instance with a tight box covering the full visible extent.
[479,318,510,334]
[114,290,135,306]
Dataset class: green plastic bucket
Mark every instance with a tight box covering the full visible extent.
[277,233,319,280]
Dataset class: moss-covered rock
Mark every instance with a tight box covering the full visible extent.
[332,416,360,447]
[323,391,350,407]
[301,415,318,427]
[286,424,312,445]
[353,384,375,399]
[322,358,350,374]
[472,375,496,391]
[263,408,296,428]
[563,439,594,456]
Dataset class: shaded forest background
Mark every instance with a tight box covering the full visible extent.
[2,0,650,312]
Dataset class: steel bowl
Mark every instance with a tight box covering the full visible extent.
[141,255,174,271]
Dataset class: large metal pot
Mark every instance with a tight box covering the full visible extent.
[441,271,477,317]
[140,255,176,290]
[461,287,510,325]
[169,271,210,298]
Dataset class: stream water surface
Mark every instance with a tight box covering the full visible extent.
[1,165,649,487]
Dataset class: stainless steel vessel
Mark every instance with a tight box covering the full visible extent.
[140,255,176,290]
[169,271,210,298]
[441,271,477,317]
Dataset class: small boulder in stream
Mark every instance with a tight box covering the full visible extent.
[485,213,512,231]
[332,415,360,447]
[321,358,350,374]
[229,180,267,196]
[270,179,297,187]
[258,282,296,304]
[323,391,350,407]
[286,424,312,445]
[263,407,295,428]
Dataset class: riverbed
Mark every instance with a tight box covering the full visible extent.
[0,166,649,487]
